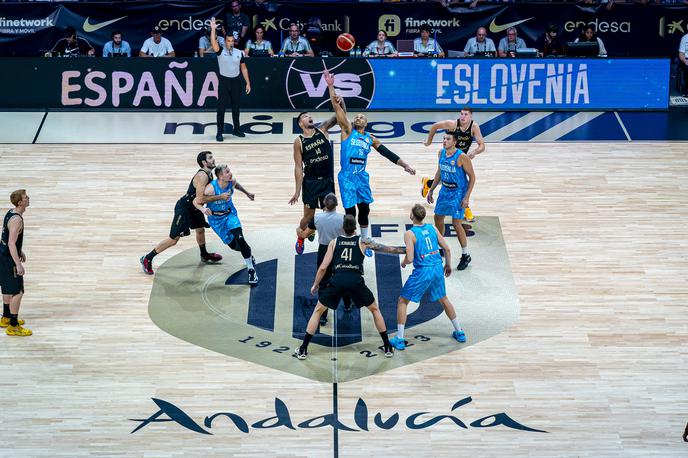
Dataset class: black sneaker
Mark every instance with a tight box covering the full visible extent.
[383,344,394,358]
[216,133,224,142]
[233,129,246,138]
[457,254,471,271]
[140,256,154,275]
[248,268,258,286]
[294,347,307,360]
[201,252,223,263]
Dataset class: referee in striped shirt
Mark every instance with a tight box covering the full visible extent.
[210,17,251,141]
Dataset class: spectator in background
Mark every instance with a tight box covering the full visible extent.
[678,32,688,97]
[463,26,496,56]
[199,25,224,58]
[281,23,314,57]
[414,24,445,57]
[140,26,175,57]
[102,30,131,57]
[51,26,95,57]
[245,26,274,57]
[497,27,526,57]
[223,0,250,48]
[574,25,608,57]
[363,30,398,57]
[536,24,564,57]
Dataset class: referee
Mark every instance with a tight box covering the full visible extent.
[210,16,251,142]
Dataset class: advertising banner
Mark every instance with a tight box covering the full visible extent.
[0,2,686,58]
[0,57,669,110]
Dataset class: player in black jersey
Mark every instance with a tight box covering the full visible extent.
[140,151,226,275]
[294,215,405,360]
[421,106,485,222]
[289,99,345,255]
[0,190,31,336]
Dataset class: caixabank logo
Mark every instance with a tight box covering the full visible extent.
[147,218,519,383]
[285,58,375,110]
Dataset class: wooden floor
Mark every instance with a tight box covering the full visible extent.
[0,142,687,457]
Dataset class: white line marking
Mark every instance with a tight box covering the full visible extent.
[614,111,632,142]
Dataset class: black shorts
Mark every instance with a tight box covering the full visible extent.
[319,272,374,310]
[0,257,24,295]
[302,177,335,210]
[169,198,210,239]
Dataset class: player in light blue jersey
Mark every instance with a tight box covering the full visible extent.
[427,132,476,271]
[193,164,259,285]
[389,204,465,350]
[323,70,416,246]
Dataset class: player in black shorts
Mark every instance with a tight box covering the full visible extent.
[289,98,346,255]
[294,215,405,360]
[0,189,31,336]
[140,151,226,275]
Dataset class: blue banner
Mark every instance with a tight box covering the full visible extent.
[368,58,669,110]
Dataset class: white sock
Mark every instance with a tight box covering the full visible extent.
[450,318,462,332]
[361,226,370,239]
[397,324,405,339]
[462,246,469,255]
[244,257,254,269]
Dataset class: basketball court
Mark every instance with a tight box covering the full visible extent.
[1,108,686,456]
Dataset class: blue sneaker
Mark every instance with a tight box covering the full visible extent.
[452,330,466,343]
[389,335,406,350]
[364,247,373,257]
[295,238,304,255]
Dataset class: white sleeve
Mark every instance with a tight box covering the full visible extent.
[141,39,150,54]
[680,36,688,54]
[165,39,174,53]
[488,39,496,52]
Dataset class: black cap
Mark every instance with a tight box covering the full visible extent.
[152,25,162,34]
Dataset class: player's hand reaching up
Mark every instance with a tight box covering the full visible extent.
[210,17,217,31]
[323,70,335,87]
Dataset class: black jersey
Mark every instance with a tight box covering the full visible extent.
[183,169,213,202]
[0,210,23,256]
[332,235,364,275]
[452,119,473,153]
[300,128,333,179]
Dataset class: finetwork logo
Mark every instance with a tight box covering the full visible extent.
[378,14,401,37]
[0,15,55,34]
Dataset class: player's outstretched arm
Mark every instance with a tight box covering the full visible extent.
[210,17,221,53]
[371,136,415,175]
[233,179,255,201]
[324,70,351,137]
[424,119,455,147]
[469,122,485,159]
[193,183,215,215]
[289,138,303,205]
[318,96,347,135]
[311,240,335,294]
[361,238,406,255]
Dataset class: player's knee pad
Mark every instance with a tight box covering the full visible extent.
[357,203,370,226]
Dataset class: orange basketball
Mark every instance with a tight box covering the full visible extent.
[336,33,355,52]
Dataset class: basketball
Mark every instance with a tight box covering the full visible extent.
[336,33,355,52]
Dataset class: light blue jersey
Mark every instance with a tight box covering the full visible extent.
[338,129,374,208]
[410,224,442,269]
[400,224,446,303]
[434,148,468,220]
[207,179,241,244]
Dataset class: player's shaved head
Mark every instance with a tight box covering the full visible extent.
[411,204,426,222]
[324,193,338,211]
[343,214,356,235]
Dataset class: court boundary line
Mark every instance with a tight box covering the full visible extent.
[31,110,48,144]
[614,111,632,142]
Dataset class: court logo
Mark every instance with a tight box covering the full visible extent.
[378,14,401,37]
[285,58,375,109]
[147,221,519,383]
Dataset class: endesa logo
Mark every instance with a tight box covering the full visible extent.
[157,17,221,32]
[285,58,375,109]
[564,18,631,33]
